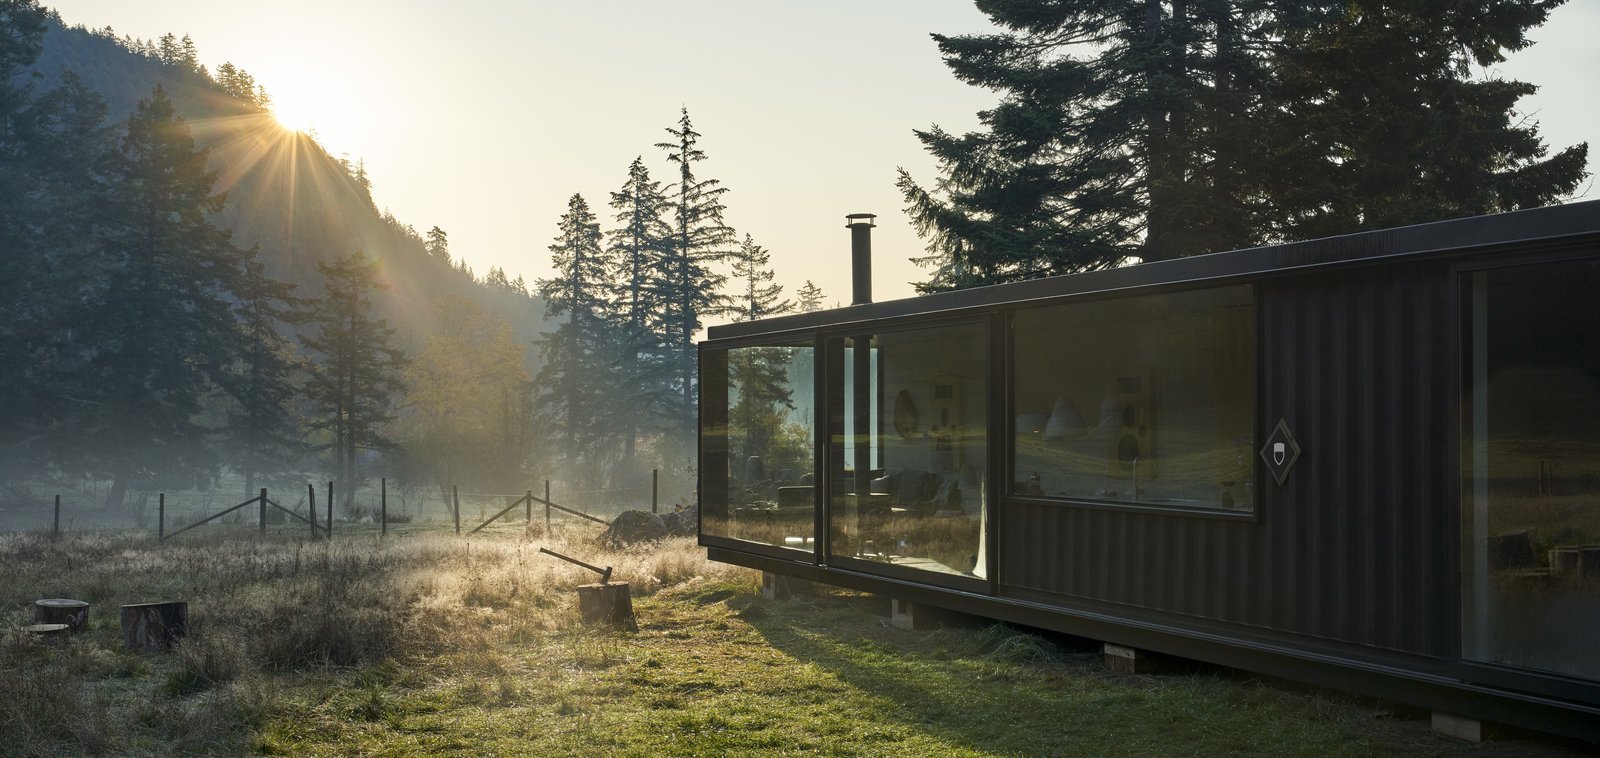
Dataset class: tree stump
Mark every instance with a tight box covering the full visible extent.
[27,623,71,644]
[577,582,635,630]
[34,598,90,633]
[121,601,188,651]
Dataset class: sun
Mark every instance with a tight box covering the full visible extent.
[270,96,315,134]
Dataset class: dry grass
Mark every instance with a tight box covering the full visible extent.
[0,523,1588,756]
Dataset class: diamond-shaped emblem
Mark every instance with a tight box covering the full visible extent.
[1260,419,1301,486]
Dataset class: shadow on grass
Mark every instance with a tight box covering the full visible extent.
[732,589,1584,757]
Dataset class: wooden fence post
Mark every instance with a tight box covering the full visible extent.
[308,484,317,539]
[652,469,659,514]
[326,481,333,538]
[53,494,60,538]
[453,485,460,535]
[259,488,267,535]
[381,477,387,537]
[158,493,165,540]
[526,490,532,522]
[544,479,551,534]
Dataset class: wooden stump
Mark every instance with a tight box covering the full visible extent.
[34,598,90,633]
[121,601,188,651]
[27,623,71,644]
[577,582,635,630]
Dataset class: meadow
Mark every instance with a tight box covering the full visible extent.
[0,520,1585,756]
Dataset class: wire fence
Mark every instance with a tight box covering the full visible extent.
[0,469,689,538]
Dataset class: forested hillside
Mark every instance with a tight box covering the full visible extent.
[2,5,545,510]
[24,17,546,352]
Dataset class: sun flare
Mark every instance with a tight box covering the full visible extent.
[270,97,314,134]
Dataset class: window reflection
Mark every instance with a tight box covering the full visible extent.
[702,342,815,551]
[829,323,988,579]
[1465,256,1600,680]
[1011,286,1256,511]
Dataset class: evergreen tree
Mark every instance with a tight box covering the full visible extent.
[796,280,825,313]
[730,234,791,321]
[654,108,733,436]
[217,247,306,497]
[425,225,450,264]
[303,251,408,512]
[1264,0,1589,240]
[605,156,674,459]
[0,1,110,480]
[70,86,253,508]
[726,234,796,478]
[535,194,618,488]
[900,0,1587,291]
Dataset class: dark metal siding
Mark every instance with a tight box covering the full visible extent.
[1000,264,1456,657]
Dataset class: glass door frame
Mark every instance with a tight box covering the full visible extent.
[817,314,1001,595]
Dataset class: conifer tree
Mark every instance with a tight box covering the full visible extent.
[605,156,674,458]
[218,248,306,497]
[0,1,110,479]
[72,86,254,508]
[425,225,450,264]
[727,234,795,474]
[303,251,408,512]
[900,0,1587,291]
[654,108,733,435]
[730,234,791,321]
[535,194,618,487]
[796,280,825,313]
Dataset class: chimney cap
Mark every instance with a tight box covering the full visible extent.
[845,213,877,227]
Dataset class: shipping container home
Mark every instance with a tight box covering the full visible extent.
[697,201,1600,740]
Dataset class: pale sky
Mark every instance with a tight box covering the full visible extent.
[48,1,1599,313]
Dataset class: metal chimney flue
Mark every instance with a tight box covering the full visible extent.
[847,213,876,305]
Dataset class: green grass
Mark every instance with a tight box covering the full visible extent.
[0,525,1585,756]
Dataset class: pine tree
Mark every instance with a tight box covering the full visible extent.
[535,194,619,488]
[1264,0,1589,240]
[0,1,110,480]
[796,280,825,313]
[654,108,733,436]
[900,1,1587,291]
[70,86,254,508]
[425,225,450,264]
[217,247,306,497]
[730,234,791,322]
[605,156,674,459]
[303,251,408,512]
[726,234,795,477]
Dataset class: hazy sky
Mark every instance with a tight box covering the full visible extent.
[48,1,1599,311]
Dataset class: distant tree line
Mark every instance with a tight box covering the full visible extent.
[534,108,828,496]
[900,0,1590,290]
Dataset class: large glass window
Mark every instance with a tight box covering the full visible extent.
[701,341,816,552]
[1011,286,1255,511]
[1464,256,1600,681]
[828,322,988,579]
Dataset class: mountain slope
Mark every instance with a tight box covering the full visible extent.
[24,18,546,361]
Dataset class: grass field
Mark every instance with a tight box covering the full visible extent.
[0,522,1587,756]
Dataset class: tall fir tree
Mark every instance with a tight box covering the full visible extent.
[535,194,619,489]
[0,1,110,478]
[730,234,791,322]
[899,0,1587,292]
[1263,0,1589,240]
[72,86,254,507]
[217,247,306,497]
[726,233,796,479]
[605,156,675,462]
[654,108,734,437]
[303,251,407,512]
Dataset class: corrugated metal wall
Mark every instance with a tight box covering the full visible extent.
[1000,264,1457,657]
